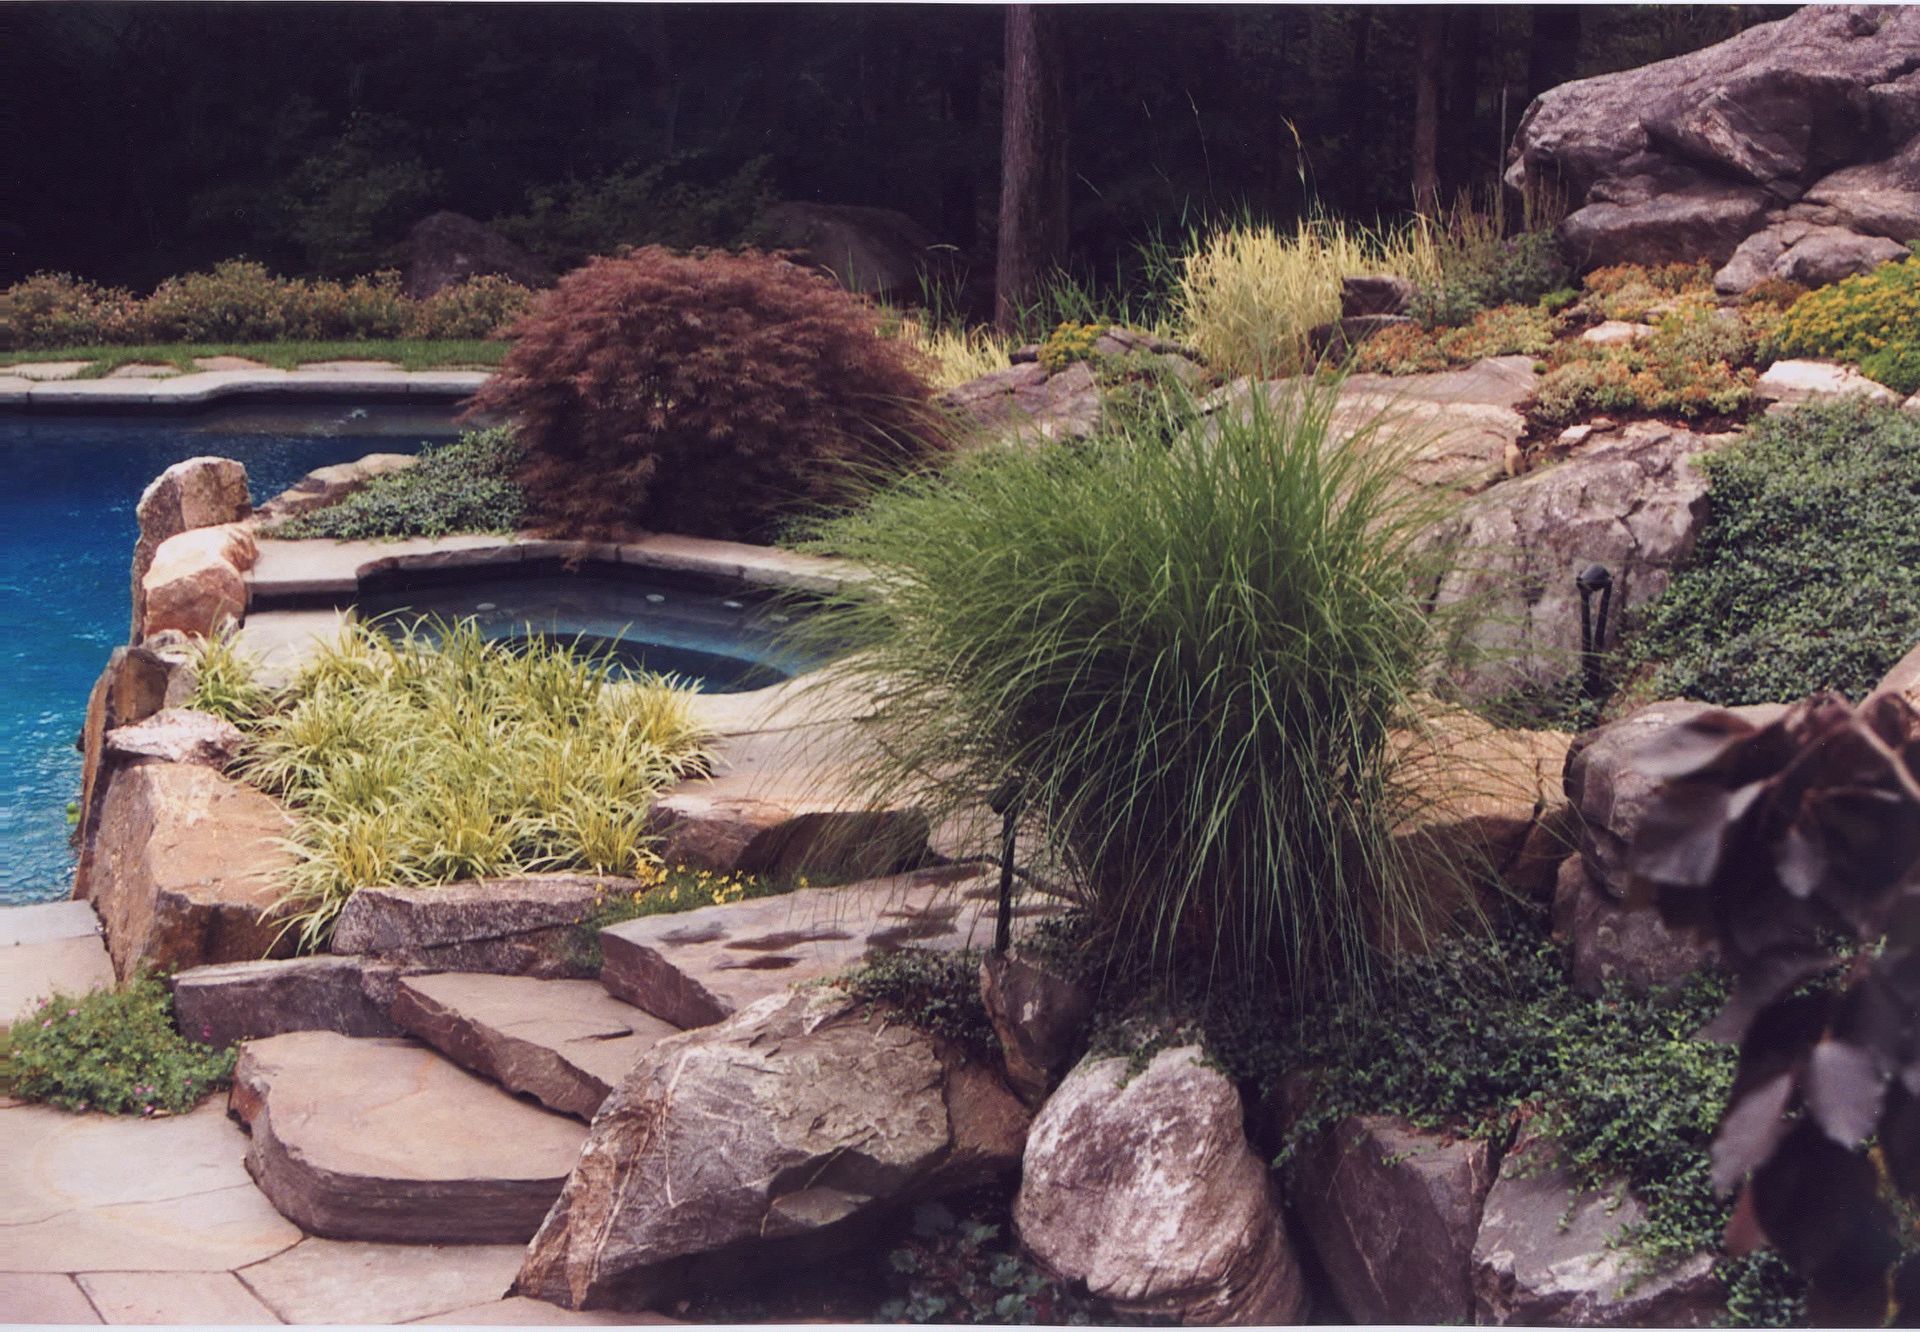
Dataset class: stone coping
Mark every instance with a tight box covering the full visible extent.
[246,530,864,606]
[0,367,490,412]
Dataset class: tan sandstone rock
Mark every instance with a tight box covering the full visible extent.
[1014,1047,1308,1325]
[82,761,296,979]
[141,524,258,639]
[131,457,250,641]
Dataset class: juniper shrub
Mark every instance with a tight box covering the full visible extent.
[466,247,951,541]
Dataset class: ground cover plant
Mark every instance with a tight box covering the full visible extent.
[466,246,951,541]
[795,378,1468,996]
[1,263,531,351]
[0,340,508,376]
[272,427,526,540]
[4,975,235,1116]
[191,621,709,950]
[1629,399,1920,706]
[1767,249,1920,393]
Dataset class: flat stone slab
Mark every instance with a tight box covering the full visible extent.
[290,359,405,373]
[76,1270,279,1324]
[415,1295,672,1324]
[1,936,115,1027]
[171,954,403,1046]
[103,363,182,379]
[329,875,616,979]
[599,864,1051,1029]
[237,1238,524,1324]
[7,360,92,380]
[1,1100,303,1272]
[229,1032,587,1244]
[0,1273,103,1322]
[193,356,271,371]
[0,900,105,948]
[392,973,680,1121]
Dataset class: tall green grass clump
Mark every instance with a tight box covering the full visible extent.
[1174,215,1441,379]
[227,621,708,949]
[795,380,1463,995]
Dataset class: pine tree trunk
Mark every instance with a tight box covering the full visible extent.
[994,3,1068,333]
[1411,7,1443,212]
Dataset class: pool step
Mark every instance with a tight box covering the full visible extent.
[390,972,680,1121]
[229,1031,586,1244]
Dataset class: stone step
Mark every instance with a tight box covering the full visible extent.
[391,972,680,1121]
[229,1031,586,1244]
[0,901,114,1024]
[598,863,1057,1029]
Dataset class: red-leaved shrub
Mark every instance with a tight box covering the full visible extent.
[464,247,949,540]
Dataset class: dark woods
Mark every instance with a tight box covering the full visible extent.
[5,4,1790,299]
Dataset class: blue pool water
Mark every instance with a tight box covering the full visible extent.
[0,404,456,905]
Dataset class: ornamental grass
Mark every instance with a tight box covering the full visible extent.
[792,377,1471,997]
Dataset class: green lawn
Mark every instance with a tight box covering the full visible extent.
[1,340,509,376]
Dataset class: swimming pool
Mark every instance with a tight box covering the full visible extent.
[354,561,834,694]
[0,404,457,906]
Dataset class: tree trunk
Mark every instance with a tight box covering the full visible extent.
[1411,7,1443,212]
[994,3,1068,333]
[1441,7,1482,198]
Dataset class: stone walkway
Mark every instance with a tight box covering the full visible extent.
[0,903,657,1324]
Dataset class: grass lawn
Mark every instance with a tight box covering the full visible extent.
[0,339,509,376]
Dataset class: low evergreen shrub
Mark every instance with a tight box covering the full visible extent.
[272,427,526,540]
[467,246,950,541]
[5,976,236,1116]
[1351,302,1555,375]
[1411,226,1569,330]
[1630,399,1920,705]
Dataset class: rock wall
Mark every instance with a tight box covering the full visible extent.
[1506,5,1920,289]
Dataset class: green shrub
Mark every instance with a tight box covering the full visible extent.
[1580,262,1715,322]
[273,427,525,540]
[405,275,534,340]
[1858,341,1920,395]
[1036,320,1103,373]
[794,380,1464,995]
[879,1195,1096,1325]
[139,260,302,342]
[186,628,275,725]
[296,270,410,340]
[836,947,998,1059]
[232,621,709,949]
[0,272,142,350]
[1413,228,1570,329]
[500,153,773,269]
[465,246,949,541]
[1352,302,1555,376]
[1768,253,1920,366]
[6,976,236,1116]
[1630,399,1920,705]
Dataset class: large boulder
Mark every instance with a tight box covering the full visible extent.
[73,637,201,901]
[1801,131,1920,241]
[131,457,250,642]
[81,761,296,980]
[103,707,245,769]
[140,524,258,639]
[514,988,1029,1310]
[1472,1133,1722,1325]
[977,952,1094,1106]
[1507,6,1920,273]
[749,202,942,300]
[1014,1048,1308,1325]
[1292,1114,1494,1324]
[1551,855,1718,996]
[1564,699,1788,900]
[1428,423,1734,701]
[403,211,551,300]
[940,361,1103,447]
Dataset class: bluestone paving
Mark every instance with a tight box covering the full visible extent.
[0,1272,103,1322]
[235,1239,524,1325]
[77,1270,282,1324]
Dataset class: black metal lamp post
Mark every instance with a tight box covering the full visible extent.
[988,778,1023,955]
[1576,563,1614,701]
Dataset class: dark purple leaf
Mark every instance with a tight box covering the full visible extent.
[1711,1069,1797,1194]
[1629,782,1762,891]
[1804,1038,1887,1150]
[1702,950,1833,1044]
[1893,1251,1920,1328]
[1629,709,1766,783]
[1750,1121,1898,1287]
[1883,1085,1920,1201]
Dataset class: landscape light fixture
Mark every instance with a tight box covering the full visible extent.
[988,778,1023,954]
[1577,563,1614,701]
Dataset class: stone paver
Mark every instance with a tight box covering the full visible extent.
[2,1100,303,1272]
[0,1273,102,1322]
[600,864,1049,1029]
[391,973,679,1120]
[411,1295,670,1324]
[77,1271,281,1324]
[0,900,105,948]
[232,607,352,689]
[103,363,181,379]
[290,360,404,373]
[237,1239,523,1325]
[0,937,116,1026]
[192,356,271,371]
[229,1032,586,1243]
[4,367,488,410]
[6,360,92,380]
